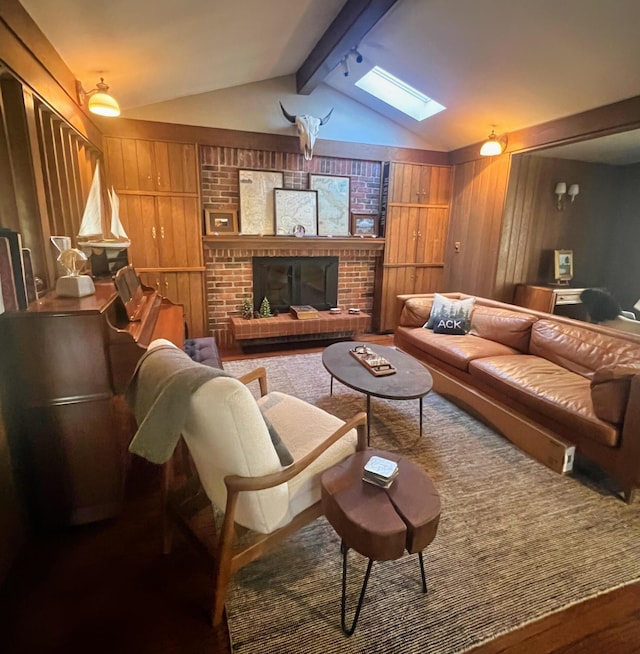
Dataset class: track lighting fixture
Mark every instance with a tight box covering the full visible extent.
[352,47,364,63]
[341,58,350,78]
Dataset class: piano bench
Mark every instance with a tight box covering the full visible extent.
[184,337,223,369]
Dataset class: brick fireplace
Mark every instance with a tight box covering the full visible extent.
[199,145,384,348]
[203,238,383,348]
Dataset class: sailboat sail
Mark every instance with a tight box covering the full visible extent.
[78,162,130,247]
[109,186,128,239]
[78,162,103,239]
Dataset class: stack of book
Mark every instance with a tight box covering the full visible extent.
[362,455,399,489]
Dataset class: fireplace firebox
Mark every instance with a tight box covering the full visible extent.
[252,256,338,313]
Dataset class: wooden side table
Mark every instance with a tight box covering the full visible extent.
[514,284,587,315]
[321,449,441,635]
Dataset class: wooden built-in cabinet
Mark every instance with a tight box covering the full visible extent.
[104,137,198,194]
[139,271,206,339]
[118,195,202,269]
[104,137,206,337]
[378,163,452,332]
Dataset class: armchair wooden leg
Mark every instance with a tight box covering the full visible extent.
[161,461,175,555]
[212,492,240,627]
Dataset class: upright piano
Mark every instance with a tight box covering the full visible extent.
[3,275,184,527]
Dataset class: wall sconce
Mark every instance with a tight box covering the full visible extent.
[479,129,508,156]
[76,77,120,117]
[555,182,579,210]
[568,183,580,202]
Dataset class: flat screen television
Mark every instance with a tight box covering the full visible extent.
[554,249,573,284]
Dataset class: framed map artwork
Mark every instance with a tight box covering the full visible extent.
[238,169,284,235]
[274,189,318,236]
[309,174,350,236]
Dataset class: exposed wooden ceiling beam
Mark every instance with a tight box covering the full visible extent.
[296,0,398,95]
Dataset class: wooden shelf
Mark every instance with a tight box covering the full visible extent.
[202,235,384,251]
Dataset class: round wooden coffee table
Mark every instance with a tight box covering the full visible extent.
[322,342,433,445]
[321,449,441,635]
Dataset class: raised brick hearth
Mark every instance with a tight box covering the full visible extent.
[231,311,370,345]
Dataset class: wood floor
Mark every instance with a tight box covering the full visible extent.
[2,337,639,654]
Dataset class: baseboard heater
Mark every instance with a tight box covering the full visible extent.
[427,366,575,475]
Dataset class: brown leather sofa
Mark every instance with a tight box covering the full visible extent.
[394,293,640,502]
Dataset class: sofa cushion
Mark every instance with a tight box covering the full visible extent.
[469,355,619,447]
[395,326,519,372]
[529,319,640,378]
[425,293,475,330]
[590,364,640,425]
[469,306,537,353]
[399,297,434,328]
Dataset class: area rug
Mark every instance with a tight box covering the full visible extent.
[223,352,640,654]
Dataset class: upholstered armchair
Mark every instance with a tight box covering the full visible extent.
[126,339,367,627]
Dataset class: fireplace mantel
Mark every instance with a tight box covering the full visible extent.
[202,236,385,252]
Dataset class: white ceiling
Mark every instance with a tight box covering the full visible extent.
[19,0,640,159]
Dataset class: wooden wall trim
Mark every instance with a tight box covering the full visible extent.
[0,0,102,147]
[449,94,640,166]
[97,116,449,164]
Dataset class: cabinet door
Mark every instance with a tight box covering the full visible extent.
[118,195,160,268]
[153,142,198,193]
[156,196,202,268]
[417,165,451,205]
[388,163,425,204]
[139,271,206,338]
[105,138,198,194]
[415,207,449,264]
[384,206,418,264]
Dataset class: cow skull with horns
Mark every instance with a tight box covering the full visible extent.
[280,102,333,160]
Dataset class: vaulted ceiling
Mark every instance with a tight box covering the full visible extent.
[19,0,640,158]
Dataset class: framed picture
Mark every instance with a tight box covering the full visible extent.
[204,208,238,235]
[274,189,318,236]
[309,174,350,236]
[238,169,284,235]
[554,249,573,282]
[351,212,379,237]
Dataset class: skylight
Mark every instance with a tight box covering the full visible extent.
[355,66,445,121]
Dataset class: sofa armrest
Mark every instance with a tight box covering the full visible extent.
[620,374,640,481]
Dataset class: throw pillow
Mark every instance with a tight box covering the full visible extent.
[433,317,469,335]
[261,411,294,466]
[424,293,475,333]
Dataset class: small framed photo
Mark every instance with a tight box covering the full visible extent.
[554,249,573,282]
[204,208,238,235]
[351,212,379,237]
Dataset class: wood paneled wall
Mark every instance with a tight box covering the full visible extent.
[500,154,617,298]
[606,163,640,311]
[0,73,99,289]
[444,155,511,299]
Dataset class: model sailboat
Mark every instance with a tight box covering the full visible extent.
[78,161,130,247]
[78,162,130,276]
